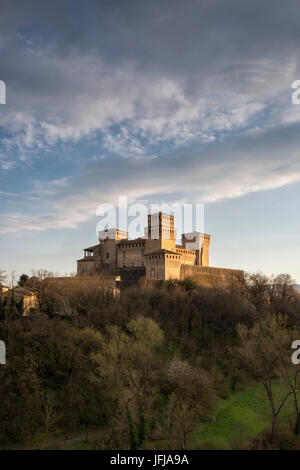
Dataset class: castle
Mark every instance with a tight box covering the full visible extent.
[77,212,243,285]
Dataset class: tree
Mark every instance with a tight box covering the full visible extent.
[137,413,147,447]
[278,328,300,435]
[126,407,138,450]
[0,270,7,285]
[244,272,272,313]
[94,316,165,448]
[31,269,60,280]
[41,390,60,441]
[244,272,299,320]
[156,357,216,449]
[9,271,17,288]
[281,368,300,435]
[236,315,293,445]
[18,274,29,287]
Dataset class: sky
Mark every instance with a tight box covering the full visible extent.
[0,0,300,281]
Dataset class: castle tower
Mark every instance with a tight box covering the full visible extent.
[202,234,210,266]
[145,212,177,252]
[181,232,211,266]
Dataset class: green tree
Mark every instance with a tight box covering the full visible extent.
[94,316,164,448]
[137,413,147,447]
[154,357,216,449]
[18,274,29,287]
[126,407,138,450]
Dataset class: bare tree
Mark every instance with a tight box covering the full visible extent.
[10,270,17,288]
[278,329,300,435]
[0,270,7,284]
[163,357,216,449]
[31,269,59,280]
[236,315,293,445]
[94,317,165,448]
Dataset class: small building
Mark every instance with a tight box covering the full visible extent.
[0,286,38,316]
[0,284,10,294]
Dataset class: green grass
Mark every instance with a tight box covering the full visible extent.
[196,381,295,449]
[41,381,296,450]
[66,439,93,450]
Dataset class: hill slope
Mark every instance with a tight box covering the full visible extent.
[196,381,295,449]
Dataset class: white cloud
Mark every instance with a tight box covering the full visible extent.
[0,47,271,161]
[1,0,300,236]
[1,123,300,234]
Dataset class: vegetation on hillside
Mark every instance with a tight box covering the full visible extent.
[0,271,300,449]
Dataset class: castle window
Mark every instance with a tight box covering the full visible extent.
[106,252,109,259]
[122,251,125,260]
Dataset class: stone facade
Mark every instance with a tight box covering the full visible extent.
[180,265,244,286]
[77,211,243,283]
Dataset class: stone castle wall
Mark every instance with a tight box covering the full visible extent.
[180,264,244,285]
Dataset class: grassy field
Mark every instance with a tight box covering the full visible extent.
[196,381,295,449]
[43,381,296,450]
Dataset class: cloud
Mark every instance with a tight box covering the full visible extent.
[1,121,300,234]
[0,153,16,170]
[1,0,300,236]
[0,51,268,158]
[0,0,299,163]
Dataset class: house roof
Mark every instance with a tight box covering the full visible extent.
[0,286,36,297]
[84,244,100,251]
[13,286,36,296]
[77,256,95,262]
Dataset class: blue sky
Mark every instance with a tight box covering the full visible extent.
[0,0,300,281]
